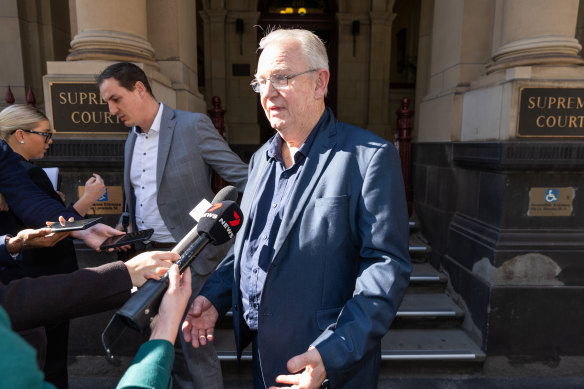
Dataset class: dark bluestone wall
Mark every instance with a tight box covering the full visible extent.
[412,141,584,360]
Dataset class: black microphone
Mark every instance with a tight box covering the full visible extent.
[171,185,238,255]
[113,199,243,332]
[101,187,241,364]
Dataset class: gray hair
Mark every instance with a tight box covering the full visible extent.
[0,104,49,141]
[258,28,329,72]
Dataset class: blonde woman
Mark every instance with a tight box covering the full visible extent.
[0,104,106,389]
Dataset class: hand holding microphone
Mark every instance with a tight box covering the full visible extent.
[102,186,243,364]
[112,186,243,332]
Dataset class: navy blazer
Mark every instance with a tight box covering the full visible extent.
[202,110,412,388]
[0,140,78,229]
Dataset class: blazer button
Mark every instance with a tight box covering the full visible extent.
[233,304,238,311]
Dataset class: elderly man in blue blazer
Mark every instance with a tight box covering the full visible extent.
[183,29,412,389]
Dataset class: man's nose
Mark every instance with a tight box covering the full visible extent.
[108,102,118,114]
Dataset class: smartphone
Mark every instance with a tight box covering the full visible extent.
[99,228,155,250]
[49,217,102,232]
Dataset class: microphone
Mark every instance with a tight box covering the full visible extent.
[172,185,238,255]
[112,198,243,332]
[101,187,241,364]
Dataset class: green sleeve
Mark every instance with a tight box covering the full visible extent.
[0,307,56,389]
[116,339,175,389]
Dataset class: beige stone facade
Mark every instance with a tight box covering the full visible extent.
[3,0,584,143]
[3,0,584,368]
[1,0,422,145]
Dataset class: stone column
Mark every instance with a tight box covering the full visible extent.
[147,0,205,112]
[367,10,395,139]
[199,8,228,107]
[488,0,584,73]
[67,0,157,68]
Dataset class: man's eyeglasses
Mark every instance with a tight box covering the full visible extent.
[10,129,53,144]
[250,69,318,93]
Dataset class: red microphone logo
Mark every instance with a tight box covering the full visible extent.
[229,211,241,227]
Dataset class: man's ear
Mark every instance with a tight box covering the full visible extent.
[314,69,330,99]
[134,81,147,96]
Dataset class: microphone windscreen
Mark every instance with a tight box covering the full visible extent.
[212,185,238,203]
[196,200,243,245]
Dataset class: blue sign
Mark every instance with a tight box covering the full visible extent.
[98,188,108,202]
[545,189,558,203]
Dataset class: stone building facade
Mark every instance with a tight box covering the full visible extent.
[1,0,584,370]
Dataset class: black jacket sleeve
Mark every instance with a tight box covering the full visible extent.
[0,261,132,331]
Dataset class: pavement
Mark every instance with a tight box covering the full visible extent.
[69,376,584,389]
[66,355,584,388]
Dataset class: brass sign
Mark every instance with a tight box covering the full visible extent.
[528,187,575,217]
[48,81,129,135]
[517,88,584,137]
[78,186,123,215]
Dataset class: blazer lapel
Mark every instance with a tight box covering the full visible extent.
[271,115,338,262]
[233,145,271,270]
[235,142,269,250]
[124,130,137,185]
[156,105,176,189]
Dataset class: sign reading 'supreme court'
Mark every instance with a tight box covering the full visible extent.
[48,81,129,135]
[518,88,584,137]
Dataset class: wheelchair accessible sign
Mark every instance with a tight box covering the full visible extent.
[528,187,575,216]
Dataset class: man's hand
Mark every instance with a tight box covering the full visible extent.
[6,227,70,254]
[150,265,192,343]
[270,347,327,389]
[70,223,124,251]
[182,295,219,348]
[124,250,177,287]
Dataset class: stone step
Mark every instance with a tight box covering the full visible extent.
[409,220,417,231]
[213,328,484,363]
[409,262,448,292]
[380,328,485,362]
[409,233,431,260]
[218,292,464,332]
[396,293,464,323]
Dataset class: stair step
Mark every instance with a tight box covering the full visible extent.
[408,234,431,259]
[219,292,463,331]
[381,328,485,362]
[409,262,447,284]
[396,293,464,319]
[381,349,480,361]
[214,328,484,363]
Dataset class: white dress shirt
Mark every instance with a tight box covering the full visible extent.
[130,103,174,242]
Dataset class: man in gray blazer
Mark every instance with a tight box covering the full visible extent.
[98,62,248,389]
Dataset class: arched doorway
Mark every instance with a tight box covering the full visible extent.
[256,0,338,143]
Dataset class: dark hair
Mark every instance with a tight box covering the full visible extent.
[96,62,154,96]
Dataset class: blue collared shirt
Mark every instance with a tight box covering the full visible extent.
[240,110,329,330]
